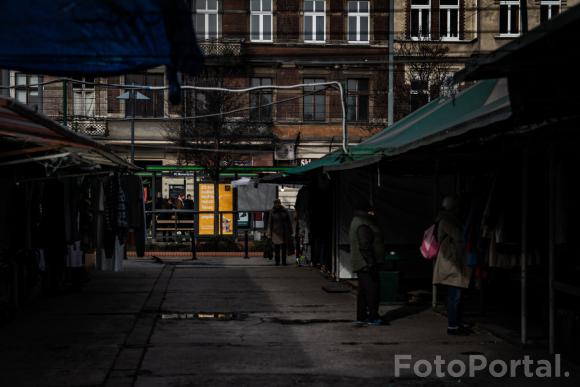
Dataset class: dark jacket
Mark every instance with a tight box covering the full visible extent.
[349,211,385,273]
[267,206,293,245]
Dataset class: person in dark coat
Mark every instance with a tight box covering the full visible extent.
[349,203,385,325]
[267,199,293,266]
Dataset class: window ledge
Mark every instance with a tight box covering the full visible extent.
[495,34,521,39]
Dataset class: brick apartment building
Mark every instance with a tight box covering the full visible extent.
[1,0,574,203]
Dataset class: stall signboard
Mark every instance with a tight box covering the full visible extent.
[197,183,235,236]
[198,183,215,235]
[219,184,234,235]
[237,212,250,228]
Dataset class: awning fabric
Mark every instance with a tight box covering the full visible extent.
[0,97,134,169]
[283,78,511,176]
[0,0,203,77]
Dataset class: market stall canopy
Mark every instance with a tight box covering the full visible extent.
[279,78,510,178]
[0,0,203,100]
[0,96,134,169]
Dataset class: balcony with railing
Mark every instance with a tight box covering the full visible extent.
[198,39,244,58]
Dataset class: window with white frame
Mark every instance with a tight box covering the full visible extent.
[410,0,431,39]
[440,0,459,40]
[13,73,39,105]
[250,0,273,42]
[12,73,42,112]
[540,0,560,24]
[499,0,520,36]
[347,1,370,43]
[194,0,220,40]
[304,1,326,43]
[72,77,96,117]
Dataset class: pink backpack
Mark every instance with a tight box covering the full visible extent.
[420,224,440,260]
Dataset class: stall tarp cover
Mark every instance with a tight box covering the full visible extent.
[238,184,277,212]
[0,0,203,76]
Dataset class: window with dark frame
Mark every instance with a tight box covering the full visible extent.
[410,78,429,112]
[124,74,164,118]
[250,77,273,122]
[346,79,369,122]
[303,78,326,122]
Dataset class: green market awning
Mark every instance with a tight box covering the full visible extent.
[279,78,511,178]
[327,78,511,172]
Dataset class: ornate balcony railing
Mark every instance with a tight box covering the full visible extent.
[198,40,244,57]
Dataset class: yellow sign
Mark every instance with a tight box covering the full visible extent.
[219,184,233,211]
[197,183,234,235]
[219,184,233,235]
[198,184,215,235]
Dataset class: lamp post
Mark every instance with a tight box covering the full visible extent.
[117,87,150,163]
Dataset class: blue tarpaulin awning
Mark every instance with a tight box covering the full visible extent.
[0,0,203,82]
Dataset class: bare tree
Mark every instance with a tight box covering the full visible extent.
[395,38,453,116]
[166,67,271,180]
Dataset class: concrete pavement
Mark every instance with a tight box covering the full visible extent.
[0,257,578,386]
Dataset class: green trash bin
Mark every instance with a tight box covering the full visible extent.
[379,251,401,302]
[379,270,399,303]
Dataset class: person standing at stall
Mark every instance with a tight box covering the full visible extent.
[266,199,293,266]
[349,203,385,325]
[433,195,472,336]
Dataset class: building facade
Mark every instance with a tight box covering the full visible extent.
[2,0,575,203]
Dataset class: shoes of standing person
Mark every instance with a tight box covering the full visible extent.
[448,327,471,336]
[366,318,384,326]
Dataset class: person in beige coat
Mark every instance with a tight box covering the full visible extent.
[433,195,472,335]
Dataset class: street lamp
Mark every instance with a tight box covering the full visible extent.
[117,87,150,163]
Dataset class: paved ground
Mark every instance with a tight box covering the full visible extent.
[0,257,578,387]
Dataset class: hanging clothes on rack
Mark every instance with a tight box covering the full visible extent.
[122,175,146,257]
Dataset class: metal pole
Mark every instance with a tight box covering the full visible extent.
[62,80,68,126]
[548,145,556,354]
[432,160,440,309]
[151,172,157,242]
[387,0,395,126]
[191,230,197,260]
[244,231,249,259]
[130,89,136,163]
[521,147,529,345]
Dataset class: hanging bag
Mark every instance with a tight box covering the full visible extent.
[420,223,440,260]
